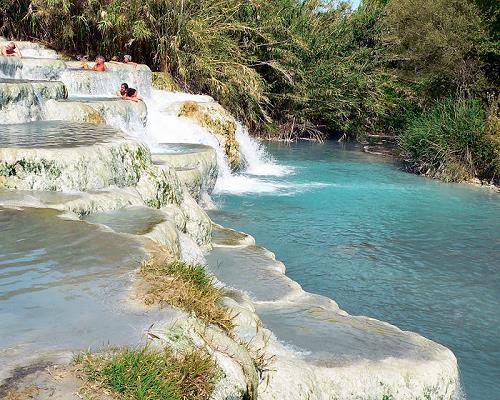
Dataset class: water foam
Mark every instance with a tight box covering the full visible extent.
[139,90,293,196]
[235,123,292,177]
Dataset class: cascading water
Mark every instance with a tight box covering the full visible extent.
[0,39,59,59]
[0,42,465,400]
[0,49,288,196]
[137,90,293,196]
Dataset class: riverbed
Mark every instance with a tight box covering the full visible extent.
[209,140,500,400]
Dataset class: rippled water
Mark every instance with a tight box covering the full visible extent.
[209,141,500,400]
[0,121,124,148]
[83,206,167,235]
[0,206,179,382]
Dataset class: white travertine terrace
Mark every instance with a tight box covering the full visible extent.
[0,39,460,400]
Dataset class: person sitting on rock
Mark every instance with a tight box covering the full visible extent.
[1,42,22,58]
[82,55,106,71]
[117,82,129,97]
[123,87,140,102]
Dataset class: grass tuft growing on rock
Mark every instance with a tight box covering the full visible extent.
[75,345,218,400]
[139,260,233,332]
[3,386,39,400]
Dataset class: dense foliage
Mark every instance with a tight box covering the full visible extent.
[399,99,499,182]
[1,0,498,182]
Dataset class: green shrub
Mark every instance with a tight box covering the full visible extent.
[381,0,493,98]
[399,98,499,182]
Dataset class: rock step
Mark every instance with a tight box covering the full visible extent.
[0,121,148,192]
[82,206,167,236]
[152,144,218,195]
[0,57,67,80]
[211,224,256,247]
[44,97,147,126]
[205,240,459,399]
[0,79,67,123]
[0,56,151,97]
[64,61,152,97]
[0,38,59,59]
[205,245,303,302]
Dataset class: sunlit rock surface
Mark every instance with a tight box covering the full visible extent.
[64,61,152,97]
[0,56,151,97]
[0,56,66,80]
[0,38,59,59]
[44,97,147,127]
[0,79,67,123]
[152,143,218,196]
[206,228,460,400]
[0,121,150,192]
[165,100,241,170]
[82,206,181,258]
[0,121,212,246]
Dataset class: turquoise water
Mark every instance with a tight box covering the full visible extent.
[209,141,500,400]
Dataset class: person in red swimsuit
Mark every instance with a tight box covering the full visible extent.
[1,42,22,58]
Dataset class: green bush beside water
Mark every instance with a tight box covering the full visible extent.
[0,0,498,182]
[400,99,499,183]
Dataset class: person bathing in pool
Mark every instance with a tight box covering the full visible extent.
[82,55,106,71]
[123,54,137,66]
[123,87,140,102]
[116,82,128,97]
[1,42,22,58]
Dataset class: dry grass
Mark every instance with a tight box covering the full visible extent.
[139,259,234,332]
[239,334,275,386]
[3,386,39,400]
[74,346,218,400]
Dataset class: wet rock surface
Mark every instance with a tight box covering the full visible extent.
[0,40,461,400]
[206,227,459,400]
[165,100,242,170]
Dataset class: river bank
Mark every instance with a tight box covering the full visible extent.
[210,140,500,400]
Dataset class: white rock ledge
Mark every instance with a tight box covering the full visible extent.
[205,226,460,400]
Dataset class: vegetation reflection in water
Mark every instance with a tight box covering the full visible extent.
[209,140,500,400]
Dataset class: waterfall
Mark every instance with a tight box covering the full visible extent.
[139,90,292,196]
[235,122,291,177]
[0,50,290,197]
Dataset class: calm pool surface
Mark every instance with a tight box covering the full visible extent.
[209,141,500,400]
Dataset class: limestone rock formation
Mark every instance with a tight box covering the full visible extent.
[152,144,218,198]
[44,97,147,126]
[205,227,460,400]
[0,121,212,246]
[0,79,67,123]
[167,100,241,170]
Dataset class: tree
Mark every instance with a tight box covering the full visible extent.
[381,0,491,98]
